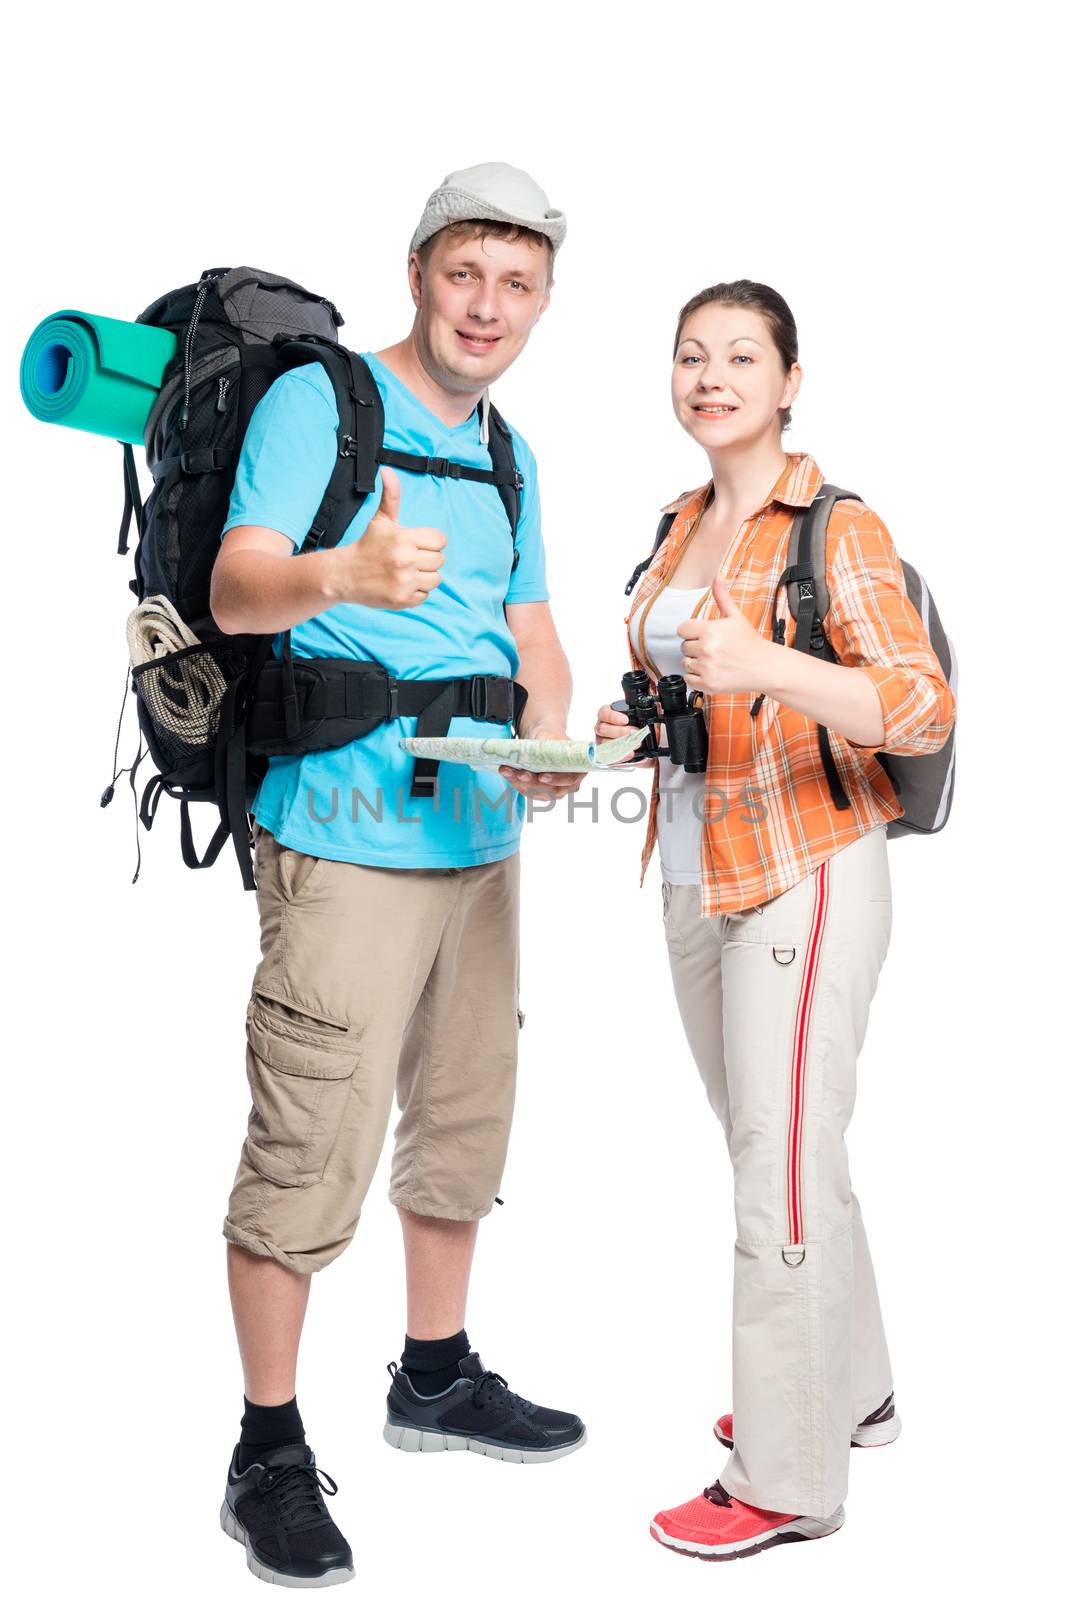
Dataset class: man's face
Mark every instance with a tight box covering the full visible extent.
[409,230,552,395]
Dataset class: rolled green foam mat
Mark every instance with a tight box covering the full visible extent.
[20,311,178,445]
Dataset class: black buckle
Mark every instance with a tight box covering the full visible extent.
[624,560,649,596]
[468,676,490,720]
[468,676,512,722]
[342,670,394,721]
[427,457,463,479]
[514,469,525,490]
[180,447,228,474]
[339,435,358,457]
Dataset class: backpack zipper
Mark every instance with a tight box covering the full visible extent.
[217,274,343,327]
[179,273,219,432]
[216,375,230,414]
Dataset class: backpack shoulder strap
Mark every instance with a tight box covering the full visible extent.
[272,340,384,554]
[765,485,864,816]
[784,485,864,647]
[625,511,676,595]
[485,404,523,569]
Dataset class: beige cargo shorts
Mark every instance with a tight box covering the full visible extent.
[223,825,522,1274]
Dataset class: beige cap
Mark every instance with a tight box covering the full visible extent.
[410,161,566,256]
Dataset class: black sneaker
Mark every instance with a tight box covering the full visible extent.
[220,1442,355,1587]
[383,1351,586,1463]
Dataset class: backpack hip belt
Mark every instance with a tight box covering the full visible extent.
[245,655,525,779]
[192,640,527,892]
[136,660,526,893]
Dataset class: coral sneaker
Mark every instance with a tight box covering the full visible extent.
[651,1480,844,1562]
[714,1392,901,1451]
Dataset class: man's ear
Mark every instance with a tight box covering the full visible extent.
[534,285,553,324]
[407,251,424,308]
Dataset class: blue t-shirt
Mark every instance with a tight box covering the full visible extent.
[221,352,549,867]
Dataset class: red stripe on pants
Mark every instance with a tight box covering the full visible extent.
[787,859,830,1245]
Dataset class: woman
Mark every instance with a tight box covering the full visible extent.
[595,281,955,1561]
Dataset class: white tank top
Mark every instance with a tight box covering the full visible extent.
[628,585,709,886]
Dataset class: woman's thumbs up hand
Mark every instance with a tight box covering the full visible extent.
[711,572,738,617]
[677,576,774,693]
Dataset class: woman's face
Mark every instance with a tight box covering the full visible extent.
[671,302,801,454]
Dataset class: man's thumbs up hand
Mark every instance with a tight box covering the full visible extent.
[325,465,448,610]
[375,464,403,525]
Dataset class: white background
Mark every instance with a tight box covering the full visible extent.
[3,3,1062,1596]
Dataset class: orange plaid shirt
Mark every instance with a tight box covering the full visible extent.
[624,453,956,914]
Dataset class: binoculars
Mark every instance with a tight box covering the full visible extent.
[611,670,709,773]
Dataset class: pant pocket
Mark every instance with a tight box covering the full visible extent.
[721,902,766,943]
[254,830,326,904]
[243,991,361,1188]
[279,843,327,902]
[662,882,688,957]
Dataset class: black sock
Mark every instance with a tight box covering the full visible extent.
[237,1395,306,1472]
[400,1329,471,1395]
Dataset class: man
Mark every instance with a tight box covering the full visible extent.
[210,163,586,1588]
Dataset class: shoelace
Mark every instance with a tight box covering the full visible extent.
[256,1461,339,1528]
[471,1370,536,1415]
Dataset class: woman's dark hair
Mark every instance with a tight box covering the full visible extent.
[673,280,799,431]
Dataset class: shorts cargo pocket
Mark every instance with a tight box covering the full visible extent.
[243,991,360,1189]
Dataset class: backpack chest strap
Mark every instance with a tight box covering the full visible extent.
[377,446,524,492]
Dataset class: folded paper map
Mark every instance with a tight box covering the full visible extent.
[399,729,649,774]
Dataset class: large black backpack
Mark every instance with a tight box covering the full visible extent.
[624,485,957,837]
[110,266,528,889]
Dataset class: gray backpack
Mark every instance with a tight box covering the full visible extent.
[626,484,957,838]
[767,484,957,838]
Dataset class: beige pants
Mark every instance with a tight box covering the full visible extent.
[223,827,522,1274]
[662,825,894,1517]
